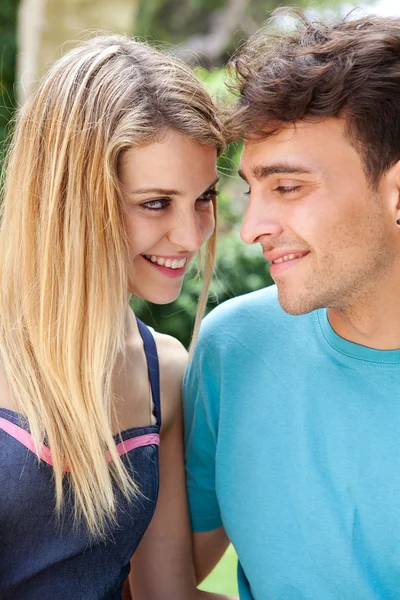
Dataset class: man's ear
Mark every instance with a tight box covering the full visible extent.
[379,159,400,221]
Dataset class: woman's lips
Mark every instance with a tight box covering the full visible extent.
[142,255,188,279]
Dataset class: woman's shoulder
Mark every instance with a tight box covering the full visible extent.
[153,331,188,430]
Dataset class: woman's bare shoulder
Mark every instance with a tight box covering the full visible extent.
[152,332,188,429]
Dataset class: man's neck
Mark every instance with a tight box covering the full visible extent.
[327,285,400,350]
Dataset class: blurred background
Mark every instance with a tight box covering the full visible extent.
[1,0,389,350]
[0,0,395,593]
[0,0,393,350]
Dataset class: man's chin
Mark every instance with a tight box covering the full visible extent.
[276,288,319,316]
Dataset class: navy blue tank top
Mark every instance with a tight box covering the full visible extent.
[0,319,160,599]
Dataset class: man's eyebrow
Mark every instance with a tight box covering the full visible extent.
[130,176,220,196]
[238,163,315,182]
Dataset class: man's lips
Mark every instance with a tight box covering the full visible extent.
[263,249,310,264]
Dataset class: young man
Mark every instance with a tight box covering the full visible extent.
[184,11,400,600]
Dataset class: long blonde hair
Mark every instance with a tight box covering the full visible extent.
[0,35,224,538]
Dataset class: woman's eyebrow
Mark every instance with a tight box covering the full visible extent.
[130,186,183,195]
[204,176,220,190]
[130,176,220,196]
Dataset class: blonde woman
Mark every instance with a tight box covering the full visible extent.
[0,36,230,600]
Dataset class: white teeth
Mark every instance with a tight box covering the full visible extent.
[272,253,303,264]
[145,255,187,269]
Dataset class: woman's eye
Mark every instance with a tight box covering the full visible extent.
[275,185,301,194]
[243,187,251,198]
[141,198,170,211]
[197,188,219,206]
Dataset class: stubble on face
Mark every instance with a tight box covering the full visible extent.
[240,118,400,319]
[275,189,396,317]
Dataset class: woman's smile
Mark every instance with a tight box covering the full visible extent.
[141,253,190,278]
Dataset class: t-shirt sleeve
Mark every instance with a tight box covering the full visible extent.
[183,335,223,532]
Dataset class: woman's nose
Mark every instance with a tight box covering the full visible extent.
[167,210,208,251]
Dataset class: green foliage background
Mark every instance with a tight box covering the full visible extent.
[0,0,373,349]
[0,0,18,162]
[134,0,359,66]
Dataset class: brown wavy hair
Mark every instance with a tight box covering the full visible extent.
[227,9,400,188]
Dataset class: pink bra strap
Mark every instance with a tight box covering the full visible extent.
[0,417,159,471]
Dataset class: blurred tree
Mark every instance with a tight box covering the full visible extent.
[0,0,19,162]
[1,0,377,347]
[134,0,371,67]
[17,0,140,102]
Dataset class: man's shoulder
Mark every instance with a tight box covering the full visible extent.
[200,285,285,339]
[196,285,318,359]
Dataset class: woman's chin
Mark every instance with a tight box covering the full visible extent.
[130,287,183,306]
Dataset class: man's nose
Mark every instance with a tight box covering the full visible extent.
[240,196,284,245]
[167,209,206,251]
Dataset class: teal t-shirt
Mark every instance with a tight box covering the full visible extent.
[183,286,400,600]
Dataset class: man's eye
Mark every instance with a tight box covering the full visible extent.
[275,186,301,194]
[141,198,170,211]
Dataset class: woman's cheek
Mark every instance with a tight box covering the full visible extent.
[201,211,216,244]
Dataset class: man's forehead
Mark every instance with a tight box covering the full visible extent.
[239,119,350,179]
[239,140,318,180]
[241,117,347,153]
[239,126,300,168]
